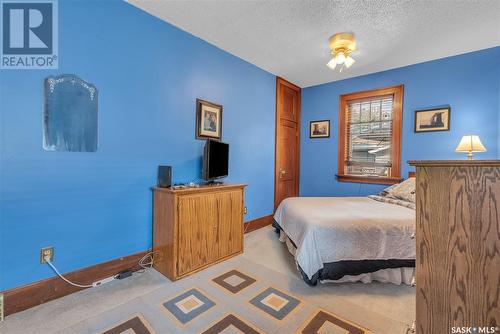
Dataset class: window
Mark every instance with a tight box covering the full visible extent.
[337,85,403,184]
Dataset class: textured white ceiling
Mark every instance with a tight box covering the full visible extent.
[128,0,500,88]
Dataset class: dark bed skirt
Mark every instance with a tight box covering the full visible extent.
[272,220,416,286]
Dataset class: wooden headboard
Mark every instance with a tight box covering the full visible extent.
[408,171,416,178]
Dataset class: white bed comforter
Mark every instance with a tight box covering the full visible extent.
[273,197,416,279]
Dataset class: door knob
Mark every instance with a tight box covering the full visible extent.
[279,168,286,179]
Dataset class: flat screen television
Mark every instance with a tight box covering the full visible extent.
[203,139,229,181]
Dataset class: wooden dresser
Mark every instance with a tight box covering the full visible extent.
[409,160,500,333]
[152,184,246,281]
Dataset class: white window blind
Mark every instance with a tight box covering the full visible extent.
[344,94,394,177]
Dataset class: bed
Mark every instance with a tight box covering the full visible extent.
[273,180,416,286]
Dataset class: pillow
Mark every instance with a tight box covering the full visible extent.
[379,182,399,196]
[380,177,416,203]
[368,195,415,210]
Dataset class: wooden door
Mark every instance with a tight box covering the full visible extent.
[217,190,244,259]
[177,194,218,276]
[275,77,301,209]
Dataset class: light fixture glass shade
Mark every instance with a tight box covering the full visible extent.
[344,56,355,68]
[327,33,356,72]
[335,52,346,64]
[455,135,486,160]
[326,58,337,70]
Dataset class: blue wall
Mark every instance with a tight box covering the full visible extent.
[1,1,498,292]
[300,47,500,197]
[498,57,500,156]
[0,0,276,290]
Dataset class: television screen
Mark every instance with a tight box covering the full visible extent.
[204,140,229,180]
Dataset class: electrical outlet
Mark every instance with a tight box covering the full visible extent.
[243,206,248,214]
[40,246,54,264]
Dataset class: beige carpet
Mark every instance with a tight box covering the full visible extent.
[0,226,415,334]
[244,226,416,331]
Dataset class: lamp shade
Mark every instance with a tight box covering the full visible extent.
[455,135,487,153]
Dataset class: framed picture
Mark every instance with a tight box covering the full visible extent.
[414,107,451,133]
[196,99,223,140]
[309,120,330,138]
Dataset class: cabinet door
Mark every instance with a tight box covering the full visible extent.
[217,190,243,259]
[177,194,219,276]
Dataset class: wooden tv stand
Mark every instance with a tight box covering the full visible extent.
[152,183,246,280]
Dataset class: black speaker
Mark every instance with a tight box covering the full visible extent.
[157,166,172,188]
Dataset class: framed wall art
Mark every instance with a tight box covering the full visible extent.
[309,120,330,138]
[414,107,450,133]
[196,99,223,140]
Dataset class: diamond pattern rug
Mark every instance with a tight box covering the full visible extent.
[57,257,372,334]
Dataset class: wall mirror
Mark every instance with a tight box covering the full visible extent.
[43,74,98,152]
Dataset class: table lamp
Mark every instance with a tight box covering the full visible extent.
[455,135,486,160]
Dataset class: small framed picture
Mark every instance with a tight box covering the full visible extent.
[414,107,450,133]
[310,120,330,138]
[196,99,223,140]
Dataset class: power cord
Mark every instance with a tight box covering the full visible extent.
[44,257,94,288]
[44,251,160,288]
[138,251,160,271]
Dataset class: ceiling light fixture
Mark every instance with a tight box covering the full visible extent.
[327,33,356,72]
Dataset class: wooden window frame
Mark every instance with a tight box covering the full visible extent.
[337,85,404,185]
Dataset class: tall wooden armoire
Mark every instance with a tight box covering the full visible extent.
[409,160,500,333]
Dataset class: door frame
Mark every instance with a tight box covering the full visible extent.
[274,77,301,209]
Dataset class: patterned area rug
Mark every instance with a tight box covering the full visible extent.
[59,257,372,334]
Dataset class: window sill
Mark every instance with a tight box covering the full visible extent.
[336,174,402,185]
